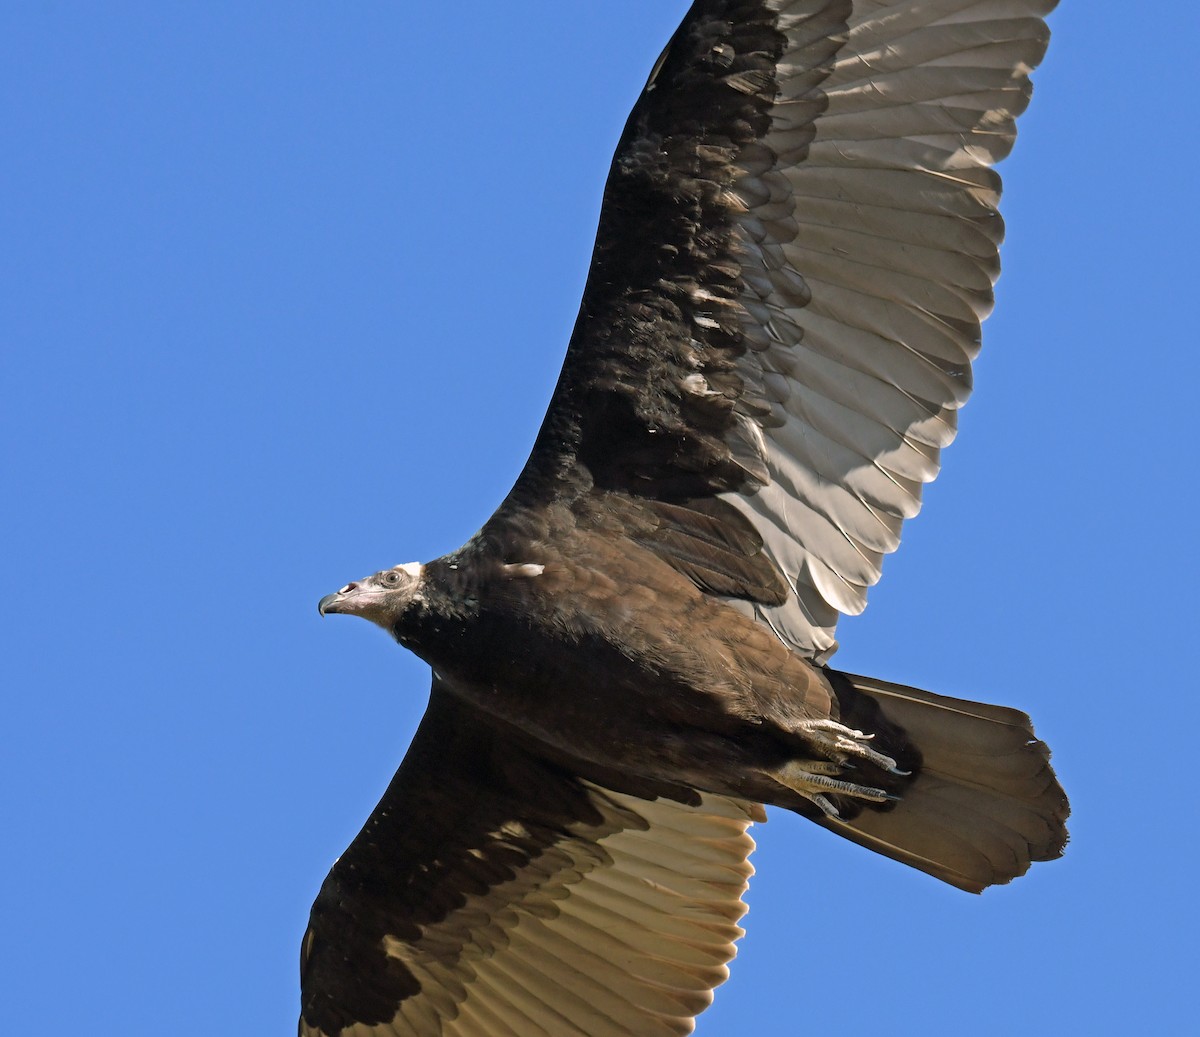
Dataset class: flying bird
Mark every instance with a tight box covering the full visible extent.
[303,1,1068,1034]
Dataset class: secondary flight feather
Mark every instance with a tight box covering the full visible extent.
[303,2,1068,1034]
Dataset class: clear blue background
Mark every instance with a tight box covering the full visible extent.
[4,3,1195,1034]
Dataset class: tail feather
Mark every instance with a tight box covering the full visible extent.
[824,672,1069,894]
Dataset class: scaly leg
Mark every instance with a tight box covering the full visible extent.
[774,761,895,819]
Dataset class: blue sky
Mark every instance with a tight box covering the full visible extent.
[4,2,1197,1034]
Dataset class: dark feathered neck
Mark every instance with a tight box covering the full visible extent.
[386,553,485,660]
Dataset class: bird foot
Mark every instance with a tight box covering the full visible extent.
[773,760,896,819]
[770,718,911,819]
[795,718,909,776]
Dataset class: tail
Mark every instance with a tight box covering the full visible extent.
[823,670,1069,893]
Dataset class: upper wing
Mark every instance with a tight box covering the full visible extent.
[300,681,762,1037]
[506,0,1056,657]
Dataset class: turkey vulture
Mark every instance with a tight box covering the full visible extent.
[304,1,1068,1034]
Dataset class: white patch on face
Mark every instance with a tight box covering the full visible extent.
[393,562,423,578]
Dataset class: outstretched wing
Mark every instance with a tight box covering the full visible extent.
[300,681,761,1037]
[507,0,1056,658]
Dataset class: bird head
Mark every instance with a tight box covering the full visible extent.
[317,562,425,632]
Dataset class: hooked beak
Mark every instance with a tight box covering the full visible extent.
[317,583,361,617]
[316,579,397,630]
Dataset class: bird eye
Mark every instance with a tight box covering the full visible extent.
[382,571,402,586]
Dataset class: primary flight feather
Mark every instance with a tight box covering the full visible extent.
[303,2,1068,1034]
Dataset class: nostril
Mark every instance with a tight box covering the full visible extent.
[339,582,357,594]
